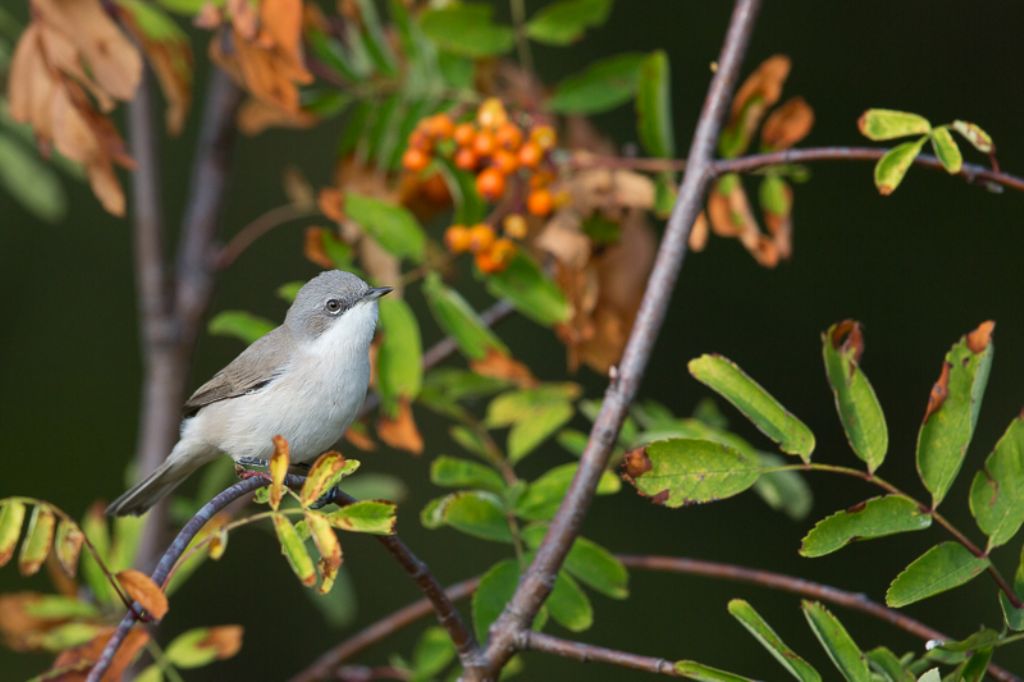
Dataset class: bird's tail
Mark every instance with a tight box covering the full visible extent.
[106,444,211,517]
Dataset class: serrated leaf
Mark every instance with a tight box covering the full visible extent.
[525,0,611,45]
[522,525,628,598]
[327,501,397,535]
[951,120,994,154]
[636,50,675,158]
[208,311,274,345]
[800,496,931,558]
[269,435,290,510]
[916,322,994,507]
[547,52,646,114]
[727,599,820,682]
[117,569,170,619]
[273,514,317,587]
[423,272,507,360]
[344,193,425,263]
[165,625,243,668]
[548,570,593,632]
[377,297,423,411]
[873,137,927,195]
[802,601,871,682]
[485,251,571,326]
[420,3,515,58]
[886,542,990,608]
[930,127,962,174]
[858,109,931,141]
[969,416,1024,550]
[516,463,619,521]
[412,626,456,678]
[0,499,26,567]
[431,456,506,494]
[822,321,888,471]
[689,354,815,460]
[675,661,753,681]
[19,504,55,576]
[425,492,511,543]
[622,438,761,507]
[0,133,66,222]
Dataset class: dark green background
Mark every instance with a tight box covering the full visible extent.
[2,1,1024,679]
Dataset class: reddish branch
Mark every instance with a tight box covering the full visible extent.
[520,632,679,677]
[470,1,763,677]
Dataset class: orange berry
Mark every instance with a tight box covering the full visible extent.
[468,223,496,252]
[531,125,557,150]
[503,213,528,239]
[517,141,543,169]
[475,167,506,201]
[454,147,479,171]
[492,149,518,175]
[526,188,553,216]
[421,172,450,203]
[477,97,508,129]
[427,113,454,139]
[453,122,476,146]
[444,224,472,253]
[408,130,432,151]
[402,147,430,172]
[472,131,496,157]
[476,238,516,273]
[495,122,523,150]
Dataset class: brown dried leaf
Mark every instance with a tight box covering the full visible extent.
[967,320,995,353]
[761,96,814,151]
[0,593,53,651]
[49,626,147,682]
[237,96,316,135]
[9,25,59,139]
[318,188,344,223]
[304,227,336,269]
[116,569,169,620]
[121,14,193,135]
[689,211,709,251]
[470,348,537,387]
[376,398,423,455]
[199,625,243,660]
[569,168,655,214]
[730,54,790,124]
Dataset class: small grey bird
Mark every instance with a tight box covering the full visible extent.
[107,270,391,516]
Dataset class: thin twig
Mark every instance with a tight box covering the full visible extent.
[291,578,480,682]
[520,632,679,677]
[620,554,1020,682]
[216,203,319,269]
[473,2,763,677]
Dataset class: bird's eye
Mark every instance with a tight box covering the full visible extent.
[325,299,343,314]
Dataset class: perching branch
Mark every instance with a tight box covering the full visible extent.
[473,1,763,676]
[87,474,476,682]
[519,632,679,677]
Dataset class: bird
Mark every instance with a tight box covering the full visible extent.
[107,270,391,516]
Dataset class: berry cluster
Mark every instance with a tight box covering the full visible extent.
[402,98,559,273]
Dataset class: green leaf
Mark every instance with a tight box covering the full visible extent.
[327,501,397,535]
[688,354,815,461]
[930,127,963,174]
[0,133,65,223]
[134,664,163,682]
[727,599,821,682]
[306,28,362,83]
[344,193,425,263]
[636,50,675,158]
[858,109,931,141]
[377,298,423,411]
[516,463,619,521]
[423,272,507,360]
[753,453,813,521]
[487,384,579,462]
[19,504,55,576]
[431,456,506,494]
[0,499,25,567]
[961,649,993,682]
[208,311,274,345]
[420,3,515,58]
[79,505,116,605]
[412,626,456,678]
[472,559,519,642]
[969,416,1024,550]
[37,622,110,652]
[865,647,914,682]
[621,438,761,507]
[365,95,401,170]
[886,542,990,608]
[435,156,488,225]
[873,137,927,196]
[164,625,242,668]
[916,322,994,507]
[800,496,931,558]
[24,595,99,620]
[916,669,940,682]
[509,402,574,462]
[999,545,1024,630]
[424,368,510,402]
[273,514,317,587]
[522,525,628,598]
[802,601,871,682]
[526,0,611,45]
[354,0,398,77]
[485,251,571,326]
[300,453,357,507]
[548,570,593,632]
[951,120,994,154]
[547,52,646,114]
[423,492,512,543]
[675,661,753,681]
[821,321,889,472]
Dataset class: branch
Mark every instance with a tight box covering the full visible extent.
[620,554,1020,682]
[87,474,477,682]
[215,203,318,269]
[520,632,678,677]
[474,1,763,676]
[291,578,480,682]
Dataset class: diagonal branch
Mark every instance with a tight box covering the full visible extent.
[519,632,679,677]
[473,1,763,676]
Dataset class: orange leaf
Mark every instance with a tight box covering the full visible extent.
[116,569,169,620]
[318,187,344,222]
[376,399,424,455]
[304,227,335,269]
[237,96,316,135]
[761,96,814,151]
[199,625,243,660]
[470,348,537,388]
[120,11,193,135]
[689,211,709,252]
[305,512,342,577]
[269,435,290,510]
[344,422,377,451]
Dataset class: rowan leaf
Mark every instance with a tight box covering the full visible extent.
[858,109,931,141]
[525,0,611,45]
[419,3,515,58]
[916,321,994,507]
[515,463,619,521]
[344,192,425,262]
[950,120,994,154]
[485,251,571,326]
[727,599,821,682]
[421,492,511,543]
[272,514,317,587]
[885,542,990,608]
[522,525,628,599]
[300,452,356,508]
[548,570,593,632]
[0,499,26,567]
[873,137,927,195]
[822,321,888,471]
[377,297,423,412]
[326,501,397,535]
[0,132,66,223]
[412,626,456,678]
[430,456,506,494]
[800,496,931,558]
[621,438,761,507]
[305,512,343,590]
[117,569,170,619]
[636,50,675,158]
[930,127,963,174]
[165,625,244,668]
[689,354,815,460]
[423,272,507,361]
[969,415,1024,550]
[472,558,519,643]
[269,435,290,510]
[547,52,646,114]
[675,661,753,681]
[19,504,56,576]
[53,518,85,578]
[802,601,871,682]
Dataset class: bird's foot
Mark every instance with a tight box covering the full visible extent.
[235,457,271,481]
[310,486,340,509]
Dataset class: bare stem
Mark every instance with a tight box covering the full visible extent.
[472,2,763,677]
[509,0,533,74]
[520,632,679,677]
[216,203,319,269]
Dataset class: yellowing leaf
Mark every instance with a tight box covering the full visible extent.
[53,519,84,578]
[272,514,316,587]
[761,96,814,151]
[858,109,931,141]
[930,127,963,174]
[0,500,26,567]
[305,512,342,592]
[19,505,56,576]
[873,136,927,196]
[269,434,290,510]
[165,625,244,668]
[300,452,349,507]
[117,569,169,620]
[951,120,994,154]
[327,500,397,535]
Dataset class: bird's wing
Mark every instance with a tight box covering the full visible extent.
[183,325,295,416]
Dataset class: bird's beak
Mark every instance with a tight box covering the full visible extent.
[366,286,393,300]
